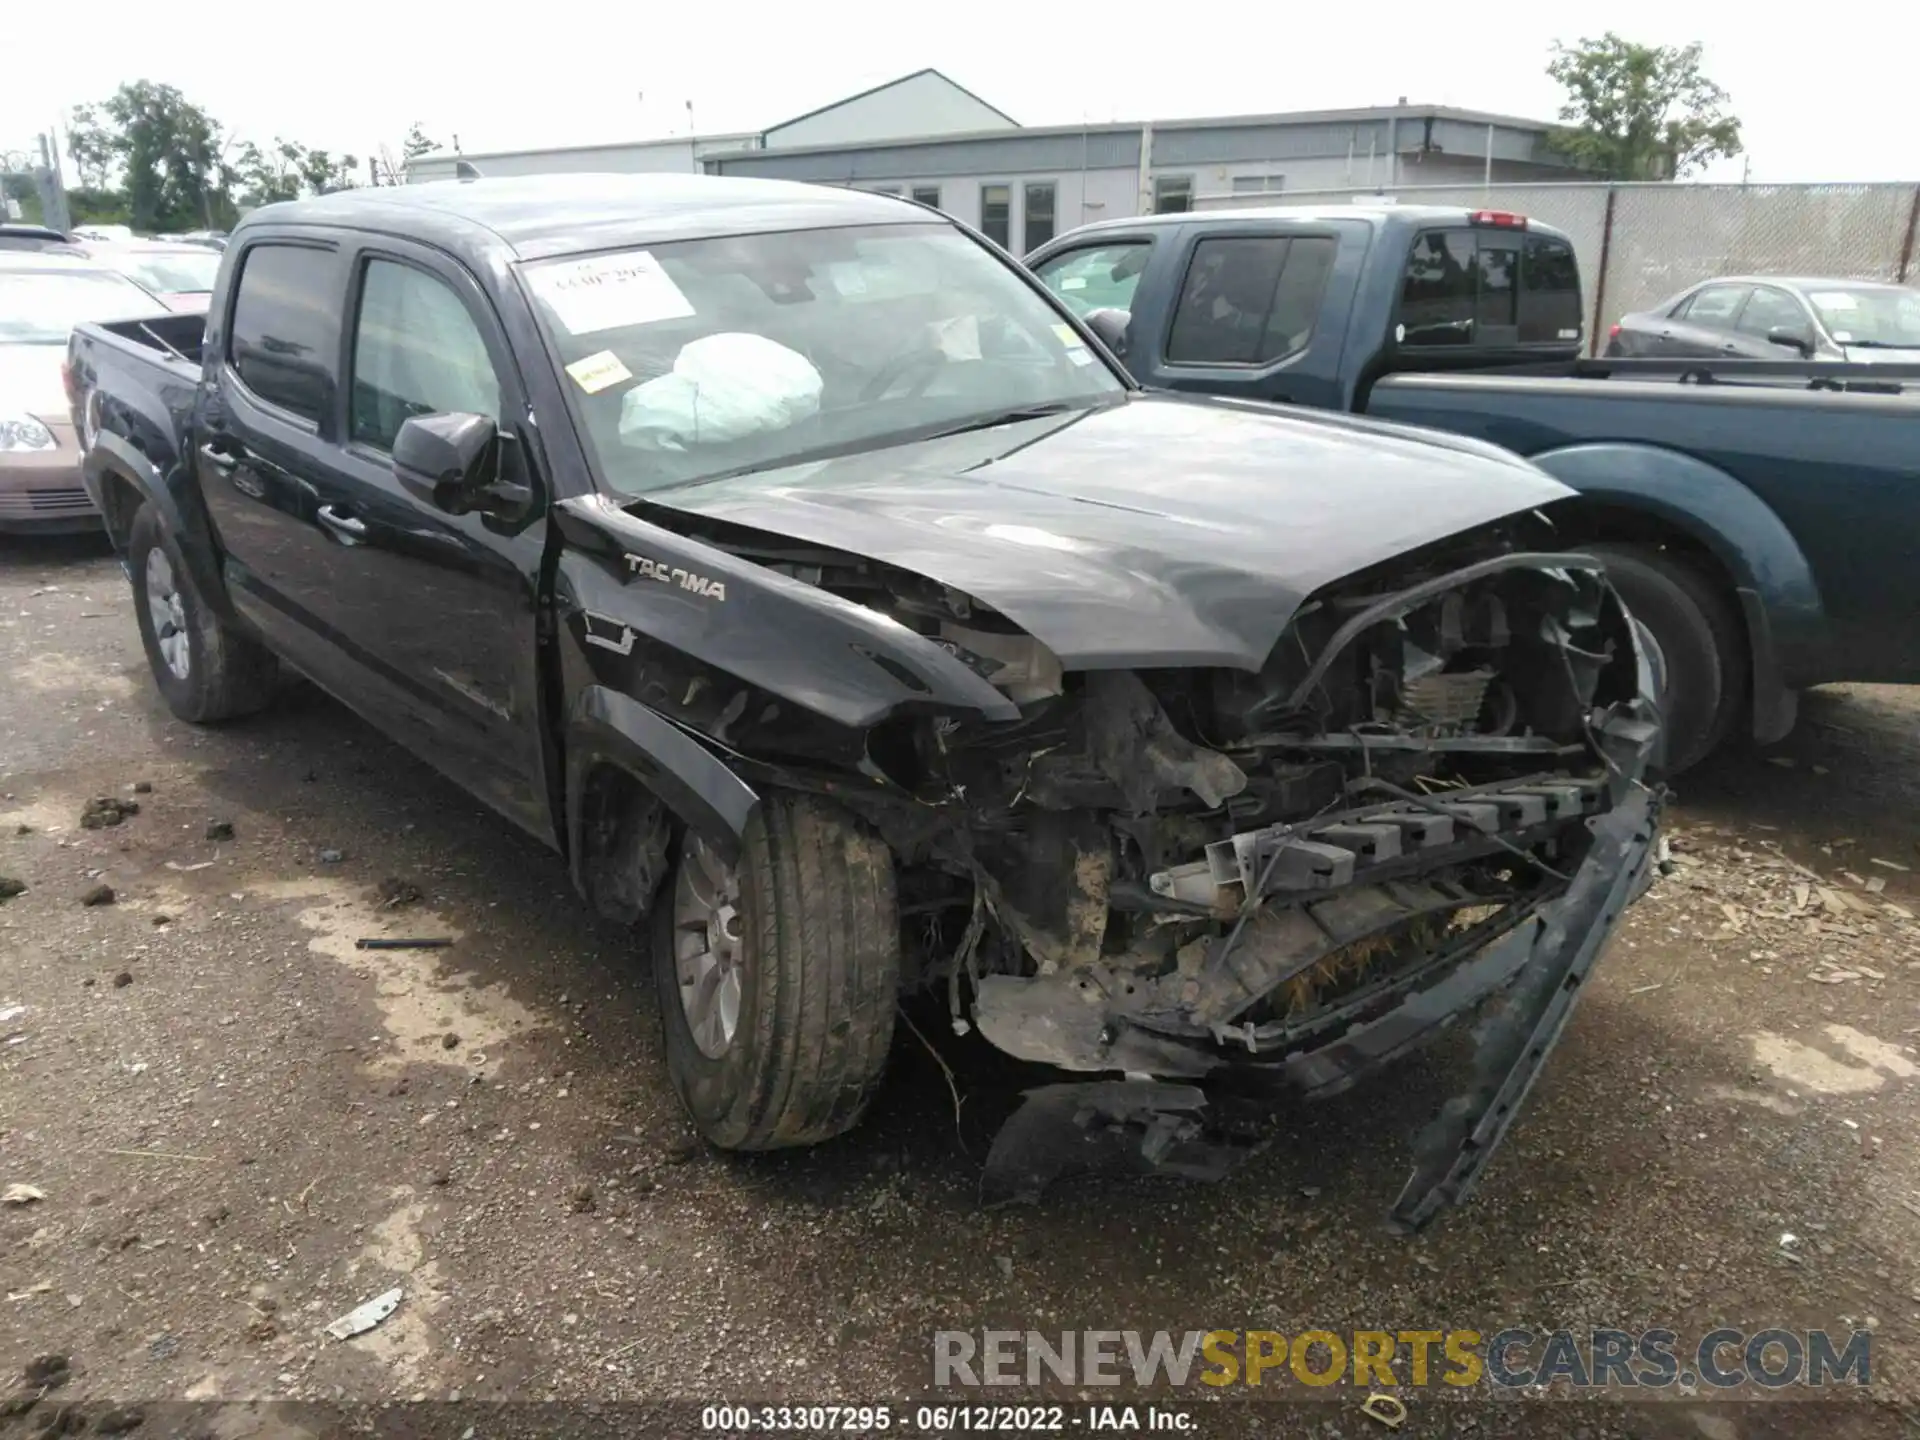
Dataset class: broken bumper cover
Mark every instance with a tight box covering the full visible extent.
[979,691,1663,1229]
[1386,775,1657,1229]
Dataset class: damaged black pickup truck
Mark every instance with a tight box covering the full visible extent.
[68,175,1662,1228]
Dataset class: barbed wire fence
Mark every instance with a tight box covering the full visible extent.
[1,135,72,233]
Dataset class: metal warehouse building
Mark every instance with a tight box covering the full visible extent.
[409,69,1586,253]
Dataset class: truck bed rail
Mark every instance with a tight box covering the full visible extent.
[1498,356,1920,396]
[93,312,207,368]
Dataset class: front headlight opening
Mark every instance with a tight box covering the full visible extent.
[0,416,57,453]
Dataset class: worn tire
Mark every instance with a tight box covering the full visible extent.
[653,795,900,1150]
[128,504,278,724]
[1587,541,1746,774]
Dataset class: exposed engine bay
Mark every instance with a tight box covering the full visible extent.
[648,510,1664,1228]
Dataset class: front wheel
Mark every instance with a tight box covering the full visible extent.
[652,795,900,1150]
[128,504,278,723]
[1586,541,1746,774]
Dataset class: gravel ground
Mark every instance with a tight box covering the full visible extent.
[2,535,1917,1439]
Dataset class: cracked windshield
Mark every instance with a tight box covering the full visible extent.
[520,221,1123,494]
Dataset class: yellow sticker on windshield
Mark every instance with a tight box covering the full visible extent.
[1052,323,1086,348]
[565,350,633,394]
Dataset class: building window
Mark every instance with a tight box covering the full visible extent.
[1153,176,1192,214]
[1230,174,1286,195]
[1023,182,1057,253]
[911,185,941,210]
[980,184,1011,248]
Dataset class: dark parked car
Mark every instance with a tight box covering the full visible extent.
[1606,276,1920,362]
[69,176,1660,1229]
[1027,205,1920,774]
[0,223,85,256]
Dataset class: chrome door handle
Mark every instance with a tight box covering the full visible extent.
[316,504,367,542]
[198,443,238,475]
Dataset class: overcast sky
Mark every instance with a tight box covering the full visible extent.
[6,0,1917,186]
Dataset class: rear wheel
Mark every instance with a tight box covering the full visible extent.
[1586,541,1746,774]
[128,504,278,723]
[652,795,900,1150]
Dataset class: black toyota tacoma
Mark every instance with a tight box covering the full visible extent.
[68,175,1660,1228]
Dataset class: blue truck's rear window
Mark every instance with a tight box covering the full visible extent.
[1397,229,1581,348]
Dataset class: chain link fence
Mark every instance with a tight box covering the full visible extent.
[2,136,72,233]
[1197,180,1920,353]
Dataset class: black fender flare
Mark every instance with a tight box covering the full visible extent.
[565,685,760,897]
[83,434,234,621]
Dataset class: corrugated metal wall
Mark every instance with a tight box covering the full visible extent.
[1150,121,1390,168]
[710,129,1143,183]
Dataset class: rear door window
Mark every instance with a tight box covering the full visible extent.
[226,242,341,422]
[1674,285,1748,327]
[1397,228,1582,348]
[1166,234,1337,365]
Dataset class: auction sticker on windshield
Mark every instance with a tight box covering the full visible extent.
[564,349,634,394]
[528,251,694,335]
[1052,323,1094,364]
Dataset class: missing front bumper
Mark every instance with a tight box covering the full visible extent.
[976,701,1662,1229]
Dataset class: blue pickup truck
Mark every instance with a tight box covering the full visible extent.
[1028,205,1920,772]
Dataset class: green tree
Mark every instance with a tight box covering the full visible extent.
[402,123,439,161]
[86,82,229,230]
[66,82,359,230]
[230,140,303,208]
[66,106,118,190]
[1547,34,1742,180]
[65,188,132,227]
[230,138,358,208]
[297,148,359,195]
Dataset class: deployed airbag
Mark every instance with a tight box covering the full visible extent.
[620,332,822,451]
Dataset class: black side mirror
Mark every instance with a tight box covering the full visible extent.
[1767,326,1814,357]
[393,411,506,514]
[1083,307,1130,359]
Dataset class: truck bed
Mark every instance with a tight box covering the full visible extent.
[1366,364,1920,686]
[86,312,209,371]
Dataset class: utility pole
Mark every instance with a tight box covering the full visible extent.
[1079,113,1089,228]
[35,133,71,234]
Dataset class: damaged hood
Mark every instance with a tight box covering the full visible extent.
[641,393,1572,671]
